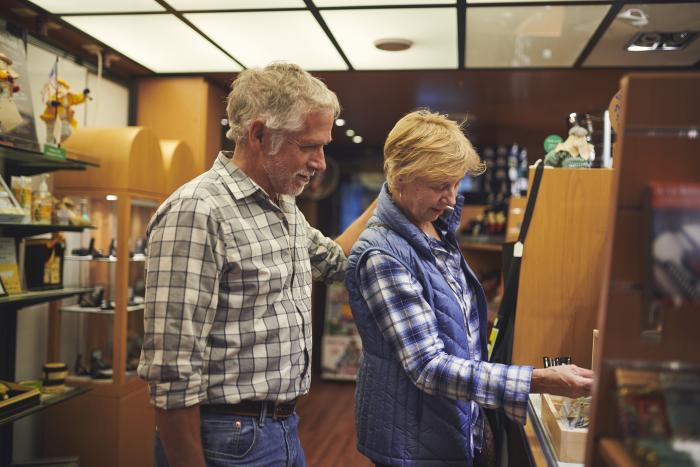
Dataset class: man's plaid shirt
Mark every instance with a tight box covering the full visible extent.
[138,152,346,410]
[357,228,532,454]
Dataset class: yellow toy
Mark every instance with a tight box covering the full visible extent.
[40,77,90,145]
[0,51,22,133]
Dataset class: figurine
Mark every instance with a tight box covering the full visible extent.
[0,51,22,133]
[40,77,90,145]
[544,125,594,168]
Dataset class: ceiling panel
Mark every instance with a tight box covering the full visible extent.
[62,15,241,72]
[322,8,457,70]
[29,0,164,13]
[585,3,700,67]
[466,5,610,68]
[185,11,347,70]
[165,0,305,10]
[315,0,453,6]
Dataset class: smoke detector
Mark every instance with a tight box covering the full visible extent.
[373,38,413,52]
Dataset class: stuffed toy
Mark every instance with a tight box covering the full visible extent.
[544,125,594,168]
[40,77,90,145]
[0,51,22,133]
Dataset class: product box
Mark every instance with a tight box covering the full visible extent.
[540,394,588,463]
[321,335,363,381]
[0,380,41,419]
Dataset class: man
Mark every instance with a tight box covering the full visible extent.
[138,63,374,467]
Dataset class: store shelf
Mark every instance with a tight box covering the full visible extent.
[0,222,96,238]
[64,254,146,263]
[0,386,90,426]
[459,240,503,252]
[599,438,639,467]
[60,304,144,314]
[0,287,92,309]
[0,144,98,176]
[527,394,584,467]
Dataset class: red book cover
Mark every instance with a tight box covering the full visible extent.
[647,182,700,306]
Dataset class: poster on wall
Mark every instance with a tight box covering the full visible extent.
[0,24,39,151]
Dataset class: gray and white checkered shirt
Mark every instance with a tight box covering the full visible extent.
[138,152,346,410]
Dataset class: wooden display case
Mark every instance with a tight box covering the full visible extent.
[585,73,700,466]
[159,139,197,198]
[42,127,168,467]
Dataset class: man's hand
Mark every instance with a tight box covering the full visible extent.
[530,365,594,399]
[156,405,206,467]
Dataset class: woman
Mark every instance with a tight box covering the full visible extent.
[345,110,593,466]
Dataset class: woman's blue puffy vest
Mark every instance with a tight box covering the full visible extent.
[345,184,489,466]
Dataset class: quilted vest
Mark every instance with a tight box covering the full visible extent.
[346,184,489,467]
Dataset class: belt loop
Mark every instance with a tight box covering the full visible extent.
[272,402,278,421]
[259,401,267,427]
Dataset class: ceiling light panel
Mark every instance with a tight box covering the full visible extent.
[321,8,457,70]
[62,15,241,72]
[585,3,700,67]
[185,11,347,70]
[28,0,163,13]
[467,0,608,3]
[466,5,610,68]
[165,0,305,10]
[315,0,453,6]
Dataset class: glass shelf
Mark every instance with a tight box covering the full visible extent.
[0,287,92,309]
[0,144,98,176]
[0,222,96,238]
[64,254,146,263]
[60,304,144,314]
[0,386,90,426]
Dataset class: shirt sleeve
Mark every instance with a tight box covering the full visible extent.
[358,251,532,425]
[302,214,347,284]
[137,197,225,410]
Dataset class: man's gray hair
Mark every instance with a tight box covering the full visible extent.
[226,62,340,152]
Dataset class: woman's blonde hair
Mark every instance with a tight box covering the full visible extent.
[384,109,484,191]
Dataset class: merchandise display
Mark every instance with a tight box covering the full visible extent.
[0,51,21,132]
[40,74,90,147]
[23,234,65,290]
[543,125,594,168]
[42,362,68,394]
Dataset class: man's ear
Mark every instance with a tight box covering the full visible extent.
[247,119,266,152]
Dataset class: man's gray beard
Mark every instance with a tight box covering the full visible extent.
[263,153,308,197]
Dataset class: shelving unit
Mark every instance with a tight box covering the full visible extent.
[0,387,89,427]
[585,73,700,465]
[0,144,97,467]
[60,304,144,314]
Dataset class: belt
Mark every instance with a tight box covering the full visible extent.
[201,400,296,420]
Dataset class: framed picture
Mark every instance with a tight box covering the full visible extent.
[0,274,7,297]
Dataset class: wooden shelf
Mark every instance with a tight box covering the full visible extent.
[60,304,144,314]
[0,386,89,427]
[0,287,92,309]
[0,144,98,176]
[459,240,503,252]
[599,439,639,467]
[0,222,95,238]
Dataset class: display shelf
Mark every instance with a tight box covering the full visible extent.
[60,304,144,314]
[0,386,89,427]
[0,144,98,176]
[598,439,639,467]
[64,255,146,263]
[0,222,96,238]
[0,287,92,309]
[526,394,584,467]
[459,239,503,252]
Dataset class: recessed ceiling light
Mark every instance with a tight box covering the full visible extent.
[374,38,413,52]
[105,194,118,201]
[346,129,355,137]
[335,118,346,127]
[352,135,363,144]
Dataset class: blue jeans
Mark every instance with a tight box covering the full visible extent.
[155,410,306,467]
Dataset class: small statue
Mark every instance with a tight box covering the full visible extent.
[40,77,90,145]
[544,125,594,168]
[0,51,23,133]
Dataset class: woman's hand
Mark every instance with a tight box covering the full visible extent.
[530,365,594,399]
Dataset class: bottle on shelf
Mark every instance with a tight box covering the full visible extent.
[32,174,52,224]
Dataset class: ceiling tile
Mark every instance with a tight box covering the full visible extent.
[185,11,347,70]
[165,0,305,10]
[466,5,610,68]
[28,0,164,13]
[62,15,241,72]
[321,8,457,70]
[315,0,453,6]
[585,3,700,67]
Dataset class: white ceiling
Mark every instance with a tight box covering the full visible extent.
[28,0,700,72]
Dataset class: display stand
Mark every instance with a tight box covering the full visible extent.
[512,167,613,369]
[43,127,166,467]
[585,73,700,466]
[159,139,196,197]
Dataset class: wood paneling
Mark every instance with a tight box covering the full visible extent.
[512,168,613,369]
[160,140,197,198]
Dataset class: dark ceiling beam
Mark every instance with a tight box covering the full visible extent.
[457,0,466,70]
[153,0,246,70]
[304,0,353,71]
[573,1,624,68]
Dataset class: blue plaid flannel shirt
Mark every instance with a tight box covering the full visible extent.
[358,234,532,454]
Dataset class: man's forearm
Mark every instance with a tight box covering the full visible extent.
[156,405,205,467]
[335,198,378,256]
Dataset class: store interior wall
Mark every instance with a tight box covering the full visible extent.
[12,41,129,462]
